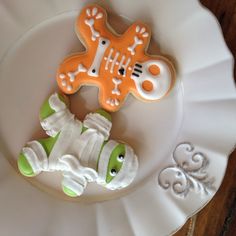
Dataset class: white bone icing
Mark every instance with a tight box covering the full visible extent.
[106,98,120,107]
[112,77,122,96]
[127,36,143,55]
[85,18,100,41]
[88,37,110,77]
[131,60,172,100]
[135,25,149,37]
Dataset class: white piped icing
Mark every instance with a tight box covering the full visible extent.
[127,36,143,55]
[83,113,112,140]
[84,7,104,42]
[112,77,122,96]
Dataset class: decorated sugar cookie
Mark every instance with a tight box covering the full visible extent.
[18,93,138,197]
[57,4,175,112]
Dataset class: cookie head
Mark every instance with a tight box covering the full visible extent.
[97,140,138,190]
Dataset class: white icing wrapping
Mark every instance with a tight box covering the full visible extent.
[48,119,82,170]
[26,141,48,171]
[106,145,138,190]
[97,140,118,184]
[112,77,122,96]
[127,36,143,55]
[131,60,172,100]
[76,129,104,170]
[88,38,110,77]
[22,141,48,174]
[62,176,84,196]
[59,155,98,182]
[22,147,41,174]
[40,93,74,137]
[83,113,112,140]
[60,152,98,196]
[41,109,74,137]
[48,93,66,112]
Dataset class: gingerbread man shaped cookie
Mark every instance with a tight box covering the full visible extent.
[57,4,175,112]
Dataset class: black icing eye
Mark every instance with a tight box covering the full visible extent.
[102,40,106,45]
[117,154,124,162]
[92,69,96,73]
[110,168,117,176]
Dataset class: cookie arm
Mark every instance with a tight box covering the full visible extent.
[40,93,74,137]
[76,4,110,46]
[123,22,151,56]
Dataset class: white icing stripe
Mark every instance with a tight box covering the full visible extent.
[22,147,42,174]
[110,52,120,73]
[118,55,125,70]
[105,48,114,70]
[83,113,112,140]
[97,140,118,184]
[26,141,48,171]
[48,93,66,112]
[106,145,138,190]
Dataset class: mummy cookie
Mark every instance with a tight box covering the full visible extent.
[18,93,138,197]
[57,4,175,112]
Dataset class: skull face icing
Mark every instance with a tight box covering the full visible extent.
[17,93,138,197]
[57,4,175,112]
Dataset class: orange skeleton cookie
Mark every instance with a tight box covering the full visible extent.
[57,4,175,112]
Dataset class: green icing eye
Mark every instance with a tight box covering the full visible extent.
[106,144,125,184]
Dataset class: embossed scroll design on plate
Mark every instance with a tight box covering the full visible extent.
[158,143,215,198]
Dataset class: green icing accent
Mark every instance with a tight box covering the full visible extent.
[38,134,59,156]
[18,153,35,177]
[82,125,88,133]
[39,93,67,120]
[62,185,78,197]
[95,109,112,122]
[105,144,125,183]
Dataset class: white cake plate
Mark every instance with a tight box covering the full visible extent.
[0,0,235,235]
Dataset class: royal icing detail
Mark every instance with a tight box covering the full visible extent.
[18,93,138,197]
[57,4,175,111]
